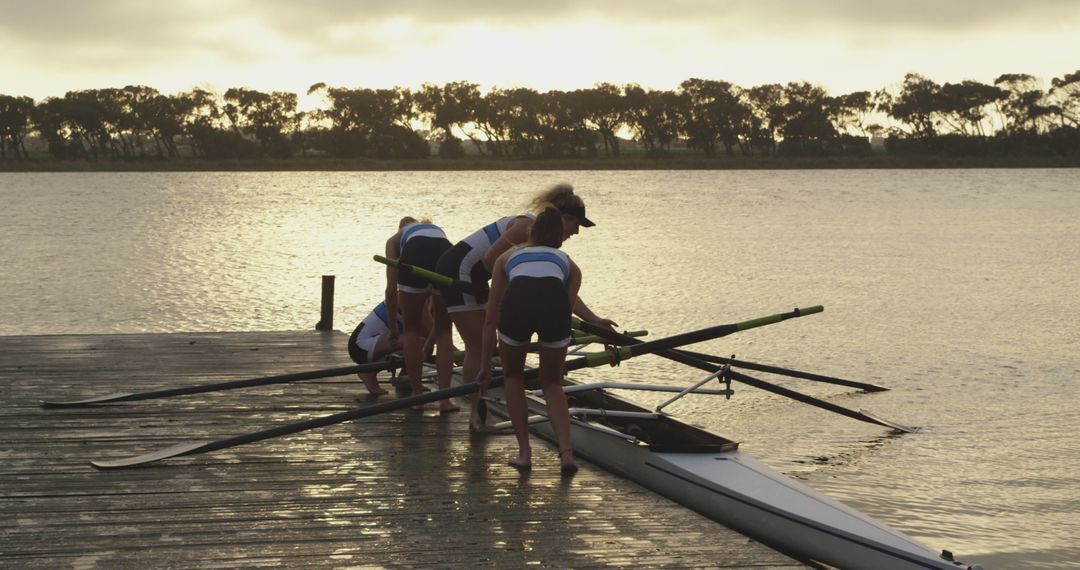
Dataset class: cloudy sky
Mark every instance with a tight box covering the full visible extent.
[3,0,1078,104]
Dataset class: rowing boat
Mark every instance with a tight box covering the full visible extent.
[480,366,980,570]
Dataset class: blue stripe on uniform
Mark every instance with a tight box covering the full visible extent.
[506,251,570,281]
[482,222,501,244]
[373,302,390,326]
[400,223,440,248]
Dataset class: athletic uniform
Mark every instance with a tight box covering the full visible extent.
[397,223,452,294]
[436,214,534,312]
[497,246,573,349]
[347,301,401,365]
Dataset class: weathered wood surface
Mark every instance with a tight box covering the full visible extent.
[0,331,805,568]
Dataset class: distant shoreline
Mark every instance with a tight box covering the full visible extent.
[3,154,1078,172]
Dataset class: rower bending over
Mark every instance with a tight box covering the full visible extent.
[384,217,459,413]
[436,182,616,431]
[477,206,595,474]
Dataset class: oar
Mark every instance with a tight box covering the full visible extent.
[90,307,817,469]
[644,348,886,392]
[573,319,913,433]
[41,359,401,408]
[374,254,477,293]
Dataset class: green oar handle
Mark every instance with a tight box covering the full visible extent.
[374,255,479,294]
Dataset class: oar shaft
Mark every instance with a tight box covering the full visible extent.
[92,309,812,468]
[44,361,398,408]
[190,382,484,457]
[573,315,911,432]
[374,255,477,293]
[674,349,887,392]
[574,306,823,369]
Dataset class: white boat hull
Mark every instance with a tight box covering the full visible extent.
[485,385,972,570]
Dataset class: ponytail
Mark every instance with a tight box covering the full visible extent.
[530,206,564,248]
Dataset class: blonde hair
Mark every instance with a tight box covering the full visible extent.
[398,216,432,229]
[527,182,584,215]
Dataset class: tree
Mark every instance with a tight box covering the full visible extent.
[745,84,785,156]
[622,84,682,152]
[0,94,34,159]
[884,73,942,139]
[774,82,839,156]
[223,88,299,158]
[677,78,750,157]
[1047,70,1080,128]
[994,74,1048,133]
[306,85,426,159]
[935,81,1009,136]
[577,83,626,156]
[415,81,480,158]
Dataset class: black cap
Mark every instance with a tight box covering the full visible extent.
[560,204,595,227]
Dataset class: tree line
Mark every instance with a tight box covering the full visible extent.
[1,71,1078,162]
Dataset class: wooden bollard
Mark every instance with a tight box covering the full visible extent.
[315,275,335,331]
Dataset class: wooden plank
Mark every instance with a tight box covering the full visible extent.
[0,331,805,568]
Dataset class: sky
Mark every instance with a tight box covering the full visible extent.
[3,0,1078,106]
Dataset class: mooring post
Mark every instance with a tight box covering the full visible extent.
[315,275,335,331]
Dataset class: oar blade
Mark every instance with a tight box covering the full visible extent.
[91,441,212,470]
[859,409,917,433]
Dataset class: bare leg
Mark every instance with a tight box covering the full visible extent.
[499,342,531,469]
[451,310,486,428]
[431,294,460,414]
[398,290,430,403]
[359,333,399,396]
[538,345,576,474]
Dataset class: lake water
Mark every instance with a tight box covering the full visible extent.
[3,169,1078,569]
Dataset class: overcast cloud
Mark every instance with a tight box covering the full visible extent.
[2,0,1077,99]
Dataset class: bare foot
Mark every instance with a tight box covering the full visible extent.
[508,456,532,471]
[559,449,578,476]
[358,373,388,395]
[411,386,430,410]
[439,401,461,414]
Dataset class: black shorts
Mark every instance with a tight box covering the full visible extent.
[399,236,452,294]
[497,277,571,348]
[436,242,491,311]
[347,322,370,365]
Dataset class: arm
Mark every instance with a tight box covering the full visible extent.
[482,217,531,272]
[384,231,402,341]
[566,259,582,313]
[573,296,618,331]
[477,251,510,389]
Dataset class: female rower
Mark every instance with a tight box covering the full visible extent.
[385,216,458,413]
[346,300,435,397]
[436,183,615,430]
[476,206,583,474]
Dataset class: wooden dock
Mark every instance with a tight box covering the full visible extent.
[0,331,805,568]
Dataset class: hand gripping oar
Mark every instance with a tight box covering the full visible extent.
[646,348,886,392]
[42,360,401,408]
[573,318,914,433]
[89,307,817,469]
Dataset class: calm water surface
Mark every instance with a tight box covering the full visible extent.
[3,169,1078,569]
